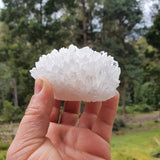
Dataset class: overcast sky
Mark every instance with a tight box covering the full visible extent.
[0,0,4,9]
[141,0,156,26]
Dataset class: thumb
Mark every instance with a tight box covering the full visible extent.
[16,77,54,140]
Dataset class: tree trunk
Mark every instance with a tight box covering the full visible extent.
[158,111,160,122]
[40,0,45,55]
[101,10,105,49]
[12,78,18,107]
[81,0,87,46]
[88,8,93,41]
[0,89,4,109]
[122,78,126,119]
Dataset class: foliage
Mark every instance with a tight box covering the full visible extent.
[0,143,10,150]
[144,11,160,108]
[0,0,80,118]
[0,143,8,160]
[113,119,126,131]
[146,11,160,50]
[133,36,160,108]
[151,148,160,158]
[118,104,153,114]
[0,0,159,121]
[0,63,12,113]
[95,0,143,116]
[133,104,153,113]
[2,100,22,122]
[0,150,7,160]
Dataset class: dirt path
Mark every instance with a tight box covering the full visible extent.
[118,111,160,124]
[0,122,19,143]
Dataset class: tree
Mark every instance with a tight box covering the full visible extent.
[133,37,158,107]
[145,10,160,108]
[0,22,20,108]
[146,11,160,50]
[0,0,81,112]
[98,0,143,118]
[0,63,11,113]
[80,0,87,46]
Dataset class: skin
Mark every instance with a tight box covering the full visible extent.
[7,78,119,160]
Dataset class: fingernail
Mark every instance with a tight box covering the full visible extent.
[34,78,43,94]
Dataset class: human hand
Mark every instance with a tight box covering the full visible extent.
[7,78,119,160]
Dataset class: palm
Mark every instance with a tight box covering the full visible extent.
[44,123,110,160]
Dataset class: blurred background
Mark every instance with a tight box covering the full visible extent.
[0,0,160,159]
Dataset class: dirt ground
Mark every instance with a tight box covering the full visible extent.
[117,111,160,123]
[0,122,19,143]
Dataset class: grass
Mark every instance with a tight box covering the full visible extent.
[0,143,10,160]
[0,122,19,160]
[0,150,7,160]
[117,111,160,120]
[0,143,10,150]
[111,128,160,160]
[121,120,160,134]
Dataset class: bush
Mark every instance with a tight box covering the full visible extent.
[151,148,160,158]
[126,106,134,114]
[116,130,124,135]
[0,151,7,160]
[113,119,125,131]
[117,104,153,115]
[0,143,10,150]
[133,104,153,113]
[117,106,123,114]
[2,100,22,122]
[117,106,133,114]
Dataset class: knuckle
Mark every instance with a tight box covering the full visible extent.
[25,105,42,117]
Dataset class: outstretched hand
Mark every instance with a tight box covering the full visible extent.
[7,78,119,160]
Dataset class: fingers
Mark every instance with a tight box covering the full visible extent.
[60,101,81,125]
[78,102,102,129]
[50,99,61,123]
[15,78,54,140]
[92,92,119,143]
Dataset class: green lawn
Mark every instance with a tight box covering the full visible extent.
[0,143,10,160]
[111,128,160,160]
[0,150,7,160]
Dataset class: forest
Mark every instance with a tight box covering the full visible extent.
[0,0,160,159]
[0,0,160,121]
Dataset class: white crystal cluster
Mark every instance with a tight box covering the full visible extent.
[30,44,120,102]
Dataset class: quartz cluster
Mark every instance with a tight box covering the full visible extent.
[30,44,121,102]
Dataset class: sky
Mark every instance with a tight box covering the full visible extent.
[141,0,155,26]
[0,0,4,9]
